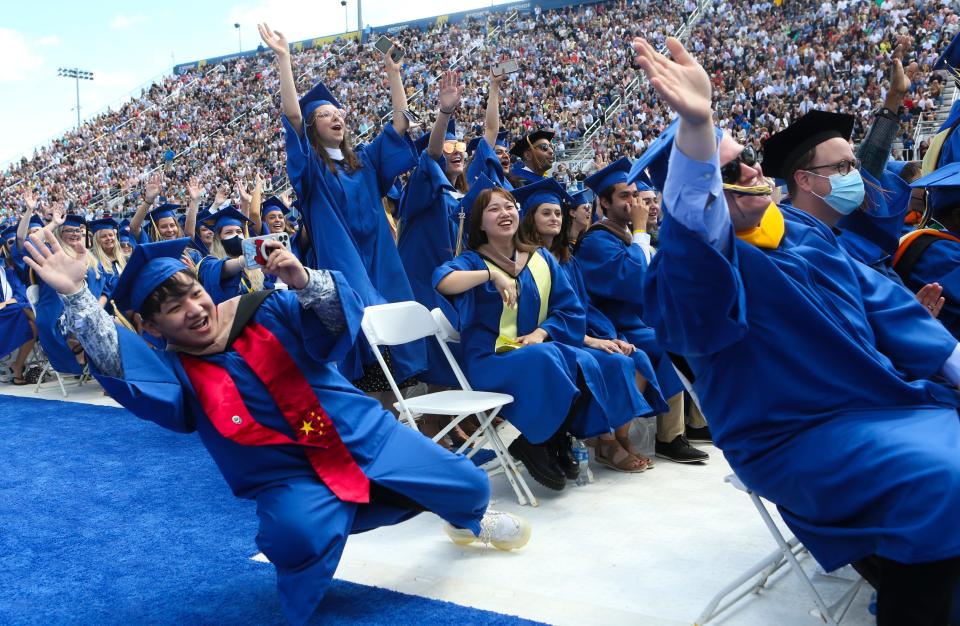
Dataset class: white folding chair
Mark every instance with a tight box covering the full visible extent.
[696,474,864,625]
[26,285,69,398]
[360,301,538,506]
[667,354,865,624]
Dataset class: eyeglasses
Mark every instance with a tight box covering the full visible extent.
[314,109,347,122]
[804,158,860,176]
[443,141,467,154]
[532,142,553,152]
[60,227,83,236]
[721,145,758,184]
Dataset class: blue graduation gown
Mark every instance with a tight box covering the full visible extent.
[397,150,466,386]
[560,256,667,416]
[467,138,513,190]
[283,116,425,383]
[89,275,487,625]
[196,256,252,305]
[0,266,33,359]
[433,249,618,442]
[35,266,108,375]
[575,226,683,399]
[645,197,960,571]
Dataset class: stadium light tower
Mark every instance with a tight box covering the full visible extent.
[341,0,348,33]
[234,23,242,53]
[57,67,94,130]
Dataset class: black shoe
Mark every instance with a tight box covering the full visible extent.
[508,435,566,491]
[655,435,709,463]
[685,425,712,443]
[554,435,580,481]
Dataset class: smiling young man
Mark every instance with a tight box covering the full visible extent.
[634,36,960,623]
[24,233,529,625]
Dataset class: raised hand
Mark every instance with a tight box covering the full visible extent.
[144,172,163,204]
[384,45,404,75]
[23,189,38,213]
[633,37,712,127]
[236,181,252,213]
[50,205,66,228]
[186,176,203,203]
[438,71,463,113]
[213,183,230,208]
[889,36,918,98]
[22,230,88,295]
[258,23,289,58]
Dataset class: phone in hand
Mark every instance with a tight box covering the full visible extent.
[374,35,403,62]
[241,232,291,269]
[491,60,520,77]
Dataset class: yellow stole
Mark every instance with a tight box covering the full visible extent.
[735,202,785,250]
[484,251,552,353]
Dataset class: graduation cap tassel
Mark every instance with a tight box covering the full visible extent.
[111,301,137,333]
[455,210,466,257]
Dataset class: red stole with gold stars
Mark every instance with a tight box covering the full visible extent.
[179,321,370,503]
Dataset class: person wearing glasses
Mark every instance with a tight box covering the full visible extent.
[635,36,960,623]
[259,23,425,403]
[508,130,555,186]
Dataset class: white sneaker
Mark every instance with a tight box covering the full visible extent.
[443,509,531,551]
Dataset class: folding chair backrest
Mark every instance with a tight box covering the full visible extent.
[26,285,40,311]
[361,301,440,346]
[431,307,460,343]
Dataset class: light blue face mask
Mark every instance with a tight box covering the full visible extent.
[807,169,865,215]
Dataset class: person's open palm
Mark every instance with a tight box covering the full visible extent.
[438,71,463,113]
[258,23,289,58]
[22,230,88,296]
[633,37,712,126]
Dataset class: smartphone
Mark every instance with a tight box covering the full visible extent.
[491,60,520,77]
[241,232,291,269]
[374,35,403,62]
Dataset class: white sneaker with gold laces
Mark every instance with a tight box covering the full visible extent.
[443,509,531,551]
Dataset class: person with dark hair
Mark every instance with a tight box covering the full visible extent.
[577,157,709,464]
[635,35,960,624]
[516,179,667,472]
[0,226,36,385]
[260,23,425,400]
[24,233,530,626]
[508,130,555,185]
[433,179,623,489]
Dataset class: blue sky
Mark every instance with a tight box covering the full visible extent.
[1,0,498,166]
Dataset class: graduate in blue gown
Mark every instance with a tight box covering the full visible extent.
[508,130,554,186]
[634,36,960,621]
[260,23,425,390]
[0,226,36,384]
[29,211,109,375]
[464,72,512,190]
[514,178,666,472]
[195,207,272,305]
[89,218,126,307]
[434,183,624,491]
[25,233,529,626]
[577,157,707,463]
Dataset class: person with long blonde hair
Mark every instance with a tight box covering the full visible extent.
[195,207,266,304]
[89,218,127,295]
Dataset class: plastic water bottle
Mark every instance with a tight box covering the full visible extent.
[573,439,590,486]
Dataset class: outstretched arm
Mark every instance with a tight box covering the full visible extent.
[129,172,162,239]
[183,177,202,239]
[483,70,505,148]
[259,23,302,135]
[857,36,916,178]
[385,46,410,135]
[16,189,38,246]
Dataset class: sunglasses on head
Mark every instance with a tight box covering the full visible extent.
[721,145,759,185]
[443,141,467,154]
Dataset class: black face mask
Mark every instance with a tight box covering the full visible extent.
[222,235,244,257]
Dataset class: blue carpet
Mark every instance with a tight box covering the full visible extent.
[0,394,545,625]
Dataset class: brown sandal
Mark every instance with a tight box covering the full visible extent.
[615,432,655,469]
[595,438,648,473]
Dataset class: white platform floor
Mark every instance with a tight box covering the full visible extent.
[4,379,875,626]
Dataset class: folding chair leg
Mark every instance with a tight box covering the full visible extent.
[454,409,538,507]
[751,492,839,626]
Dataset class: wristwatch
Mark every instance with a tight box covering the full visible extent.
[875,106,898,120]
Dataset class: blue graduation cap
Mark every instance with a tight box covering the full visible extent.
[118,228,137,248]
[119,218,131,229]
[260,196,290,219]
[466,130,510,156]
[63,214,86,229]
[89,217,119,234]
[627,119,679,191]
[939,100,960,133]
[570,188,594,206]
[934,31,960,72]
[29,215,45,229]
[385,179,403,202]
[1,226,17,244]
[884,159,908,177]
[585,157,634,196]
[511,178,575,217]
[112,238,191,313]
[299,81,343,122]
[459,173,500,215]
[909,161,960,216]
[148,203,181,224]
[206,206,251,233]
